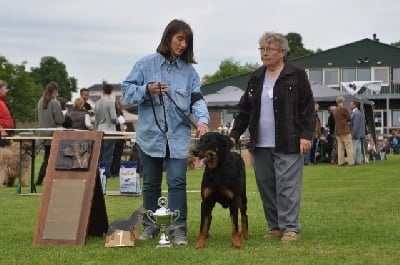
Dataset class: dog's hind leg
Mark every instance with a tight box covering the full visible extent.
[238,195,249,240]
[230,206,242,249]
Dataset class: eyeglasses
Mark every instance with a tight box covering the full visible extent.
[258,47,281,53]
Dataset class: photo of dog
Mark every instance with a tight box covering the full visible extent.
[192,132,249,249]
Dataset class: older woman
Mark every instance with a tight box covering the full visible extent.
[122,19,209,245]
[230,32,315,242]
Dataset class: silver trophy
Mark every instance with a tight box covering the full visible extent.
[146,197,180,248]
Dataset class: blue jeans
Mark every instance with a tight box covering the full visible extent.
[137,144,188,236]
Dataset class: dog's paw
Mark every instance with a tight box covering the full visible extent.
[195,235,207,249]
[232,234,242,249]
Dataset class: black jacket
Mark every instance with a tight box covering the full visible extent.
[230,63,315,154]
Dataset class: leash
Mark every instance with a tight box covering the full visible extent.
[148,82,198,134]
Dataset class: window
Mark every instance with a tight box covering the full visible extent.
[372,67,389,85]
[393,68,400,84]
[392,110,400,127]
[357,68,371,81]
[342,68,356,82]
[323,68,339,86]
[309,69,323,84]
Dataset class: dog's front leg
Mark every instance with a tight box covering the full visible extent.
[196,198,215,249]
[230,206,242,249]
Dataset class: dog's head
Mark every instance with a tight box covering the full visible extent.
[192,132,233,169]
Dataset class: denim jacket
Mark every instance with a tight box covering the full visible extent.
[122,53,209,159]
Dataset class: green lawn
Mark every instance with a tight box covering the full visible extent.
[0,155,399,265]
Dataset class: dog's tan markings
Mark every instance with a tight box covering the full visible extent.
[241,215,249,240]
[221,188,234,200]
[202,187,214,198]
[196,216,211,249]
[230,216,242,249]
[204,151,218,169]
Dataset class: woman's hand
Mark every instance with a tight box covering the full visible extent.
[146,82,168,95]
[196,123,208,137]
[300,139,311,155]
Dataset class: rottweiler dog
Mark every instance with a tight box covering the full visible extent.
[193,132,248,249]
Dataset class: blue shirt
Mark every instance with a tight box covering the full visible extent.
[122,53,209,159]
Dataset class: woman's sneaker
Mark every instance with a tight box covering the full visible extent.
[138,227,159,240]
[173,235,188,245]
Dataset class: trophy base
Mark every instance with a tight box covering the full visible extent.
[156,233,171,248]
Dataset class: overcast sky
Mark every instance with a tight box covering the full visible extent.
[1,0,399,91]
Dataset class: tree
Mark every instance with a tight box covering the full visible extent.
[202,58,259,85]
[30,56,78,101]
[286,32,314,60]
[0,56,42,122]
[391,41,400,48]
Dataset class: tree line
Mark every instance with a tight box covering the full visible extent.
[0,56,77,122]
[2,32,399,123]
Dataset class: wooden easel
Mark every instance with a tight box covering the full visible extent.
[33,131,108,245]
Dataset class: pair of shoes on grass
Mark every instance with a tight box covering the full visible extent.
[139,230,188,245]
[265,229,300,242]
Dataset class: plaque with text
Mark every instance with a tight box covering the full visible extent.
[43,179,86,240]
[33,131,108,245]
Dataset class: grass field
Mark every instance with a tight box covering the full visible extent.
[0,154,399,265]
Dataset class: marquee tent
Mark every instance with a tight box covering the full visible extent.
[204,83,376,142]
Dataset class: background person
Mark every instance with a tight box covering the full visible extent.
[310,102,321,164]
[110,99,126,178]
[327,106,337,164]
[367,138,381,161]
[0,80,15,146]
[122,19,209,245]
[389,129,399,154]
[80,88,94,116]
[229,32,315,243]
[350,101,366,165]
[95,82,119,180]
[68,98,93,130]
[334,96,354,166]
[35,82,65,185]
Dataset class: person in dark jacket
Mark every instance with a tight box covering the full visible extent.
[69,98,93,130]
[327,106,337,163]
[229,32,315,243]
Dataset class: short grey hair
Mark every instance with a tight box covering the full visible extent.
[259,32,290,52]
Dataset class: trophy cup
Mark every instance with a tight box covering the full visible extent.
[146,197,180,248]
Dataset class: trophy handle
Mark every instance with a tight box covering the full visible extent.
[172,210,180,223]
[146,210,156,224]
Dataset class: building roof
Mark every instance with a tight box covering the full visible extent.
[290,38,400,68]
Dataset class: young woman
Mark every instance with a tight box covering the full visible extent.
[122,19,209,245]
[35,82,65,185]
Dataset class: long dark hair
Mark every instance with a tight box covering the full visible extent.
[43,82,59,109]
[156,19,197,64]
